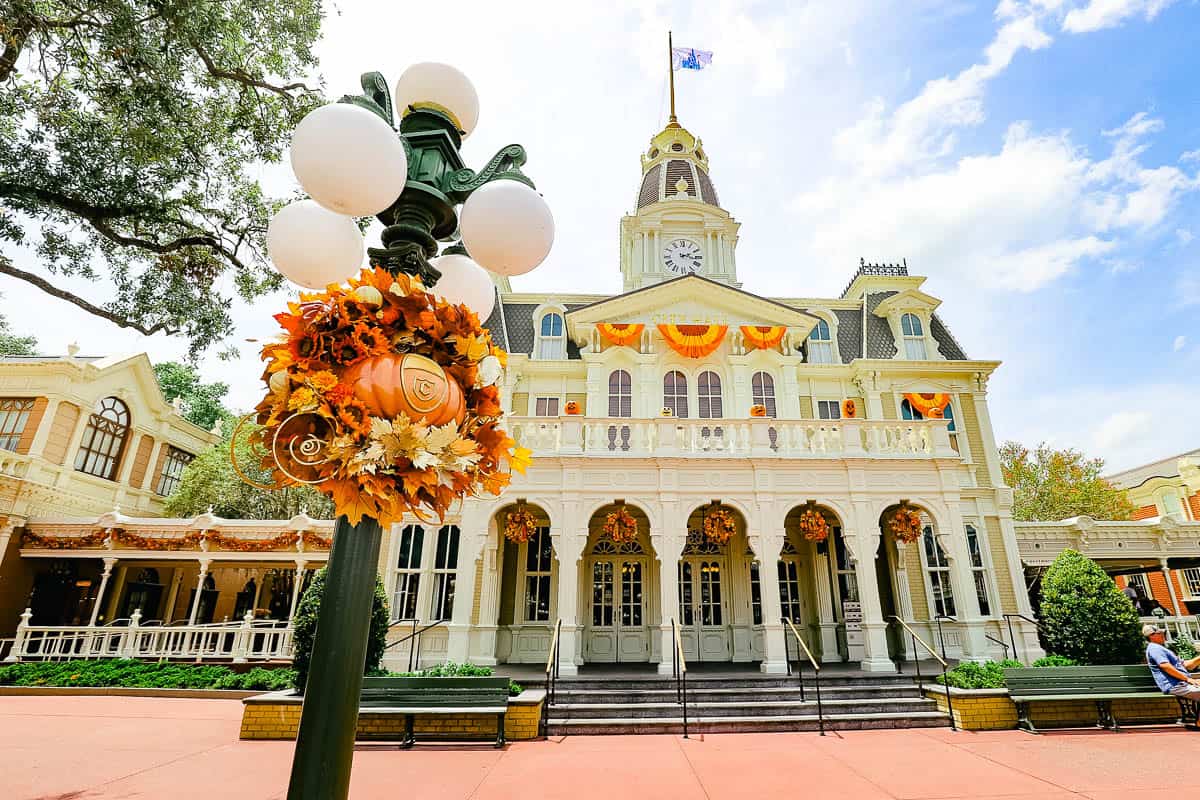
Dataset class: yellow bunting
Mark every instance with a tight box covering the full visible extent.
[740,325,786,351]
[596,323,645,347]
[657,324,728,358]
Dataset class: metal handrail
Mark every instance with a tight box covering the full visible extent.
[782,619,824,736]
[541,619,563,738]
[384,618,448,672]
[984,633,1011,659]
[670,618,689,739]
[891,615,955,731]
[1003,613,1044,664]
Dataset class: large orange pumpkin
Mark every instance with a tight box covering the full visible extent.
[342,353,466,426]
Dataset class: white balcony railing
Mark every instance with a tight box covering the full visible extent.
[508,416,956,459]
[3,608,293,663]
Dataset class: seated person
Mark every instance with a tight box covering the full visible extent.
[1144,624,1200,699]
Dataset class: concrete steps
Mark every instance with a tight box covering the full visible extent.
[544,674,951,735]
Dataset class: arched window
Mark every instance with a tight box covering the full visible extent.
[1160,491,1184,520]
[663,371,689,418]
[431,525,460,620]
[964,524,992,616]
[751,372,776,417]
[807,319,834,364]
[608,370,632,418]
[74,396,130,480]
[901,313,927,360]
[697,371,723,419]
[537,312,566,359]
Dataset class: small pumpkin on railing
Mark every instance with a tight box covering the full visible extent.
[564,400,582,415]
[750,404,768,417]
[660,407,675,417]
[841,399,858,418]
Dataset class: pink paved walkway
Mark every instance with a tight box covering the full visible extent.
[2,696,1195,799]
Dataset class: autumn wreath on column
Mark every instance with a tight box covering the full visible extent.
[503,502,538,544]
[603,504,639,545]
[797,504,830,543]
[702,504,737,545]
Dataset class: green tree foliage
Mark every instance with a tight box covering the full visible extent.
[163,417,332,519]
[153,361,230,430]
[0,296,37,355]
[291,567,390,692]
[0,1,325,356]
[1000,442,1134,521]
[1038,549,1144,665]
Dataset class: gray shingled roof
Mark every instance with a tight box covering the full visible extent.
[864,292,898,359]
[832,308,862,362]
[496,302,588,359]
[930,315,967,359]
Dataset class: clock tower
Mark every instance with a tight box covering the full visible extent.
[619,120,741,291]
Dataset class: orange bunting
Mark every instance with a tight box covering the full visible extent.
[904,393,951,418]
[596,323,644,347]
[740,325,786,351]
[657,324,728,358]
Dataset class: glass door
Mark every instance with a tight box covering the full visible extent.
[678,558,732,661]
[586,558,649,662]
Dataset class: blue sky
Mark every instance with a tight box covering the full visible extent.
[2,0,1197,471]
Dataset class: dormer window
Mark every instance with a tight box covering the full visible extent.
[807,320,834,364]
[901,314,927,360]
[537,312,566,359]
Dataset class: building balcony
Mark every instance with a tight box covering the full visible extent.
[508,416,958,460]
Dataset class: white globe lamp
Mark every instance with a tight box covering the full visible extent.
[394,62,480,138]
[459,180,554,276]
[267,200,364,289]
[289,103,408,217]
[429,254,497,319]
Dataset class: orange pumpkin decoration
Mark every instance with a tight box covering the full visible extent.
[564,401,581,415]
[841,399,858,418]
[750,404,768,417]
[342,353,466,426]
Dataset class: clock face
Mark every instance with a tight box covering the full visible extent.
[662,238,704,274]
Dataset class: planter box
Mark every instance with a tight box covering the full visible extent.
[923,685,1181,731]
[239,688,545,741]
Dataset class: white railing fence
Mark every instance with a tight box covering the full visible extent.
[1143,615,1200,643]
[3,608,294,663]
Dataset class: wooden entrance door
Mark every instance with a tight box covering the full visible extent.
[585,558,650,662]
[678,558,732,661]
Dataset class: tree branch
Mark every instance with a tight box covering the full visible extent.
[191,40,315,101]
[0,16,34,83]
[0,181,166,219]
[0,255,180,336]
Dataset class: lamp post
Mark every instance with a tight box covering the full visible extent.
[270,63,553,800]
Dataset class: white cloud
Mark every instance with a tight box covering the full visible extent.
[1174,335,1188,351]
[1094,409,1155,451]
[1062,0,1179,33]
[1177,228,1194,245]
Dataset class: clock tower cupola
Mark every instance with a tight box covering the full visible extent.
[619,118,741,291]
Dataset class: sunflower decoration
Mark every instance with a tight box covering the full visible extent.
[798,508,829,543]
[504,505,538,544]
[702,506,737,545]
[250,266,531,526]
[603,506,639,545]
[889,503,924,545]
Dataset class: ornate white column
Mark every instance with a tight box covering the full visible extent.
[757,534,788,674]
[288,561,308,619]
[88,557,118,626]
[551,524,585,677]
[936,503,988,663]
[104,564,129,621]
[813,546,841,662]
[655,499,684,675]
[849,502,893,672]
[0,517,15,576]
[188,559,212,624]
[1161,558,1183,616]
[446,504,488,664]
[473,509,503,665]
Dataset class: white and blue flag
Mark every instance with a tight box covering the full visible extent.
[672,47,713,71]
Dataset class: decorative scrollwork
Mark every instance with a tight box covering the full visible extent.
[445,144,535,199]
[273,413,334,485]
[338,70,394,126]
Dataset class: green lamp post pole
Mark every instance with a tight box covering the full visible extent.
[285,72,539,800]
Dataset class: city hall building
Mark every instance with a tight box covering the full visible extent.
[0,114,1071,678]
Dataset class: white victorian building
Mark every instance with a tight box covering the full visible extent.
[378,115,1045,676]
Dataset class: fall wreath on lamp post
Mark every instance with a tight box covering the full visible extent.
[247,267,531,526]
[703,505,736,545]
[889,502,923,545]
[603,505,639,544]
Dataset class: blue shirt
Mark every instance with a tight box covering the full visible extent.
[1146,642,1188,692]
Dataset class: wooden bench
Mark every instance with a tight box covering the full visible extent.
[1004,665,1200,733]
[358,676,510,748]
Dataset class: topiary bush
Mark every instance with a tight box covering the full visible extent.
[1038,549,1143,665]
[291,567,390,692]
[0,659,294,689]
[1032,655,1078,668]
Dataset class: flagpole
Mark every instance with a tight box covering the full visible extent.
[668,30,677,125]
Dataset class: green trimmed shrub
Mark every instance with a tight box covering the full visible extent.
[1032,655,1078,667]
[1038,549,1143,665]
[0,659,294,689]
[937,659,1023,689]
[385,662,522,696]
[291,567,390,692]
